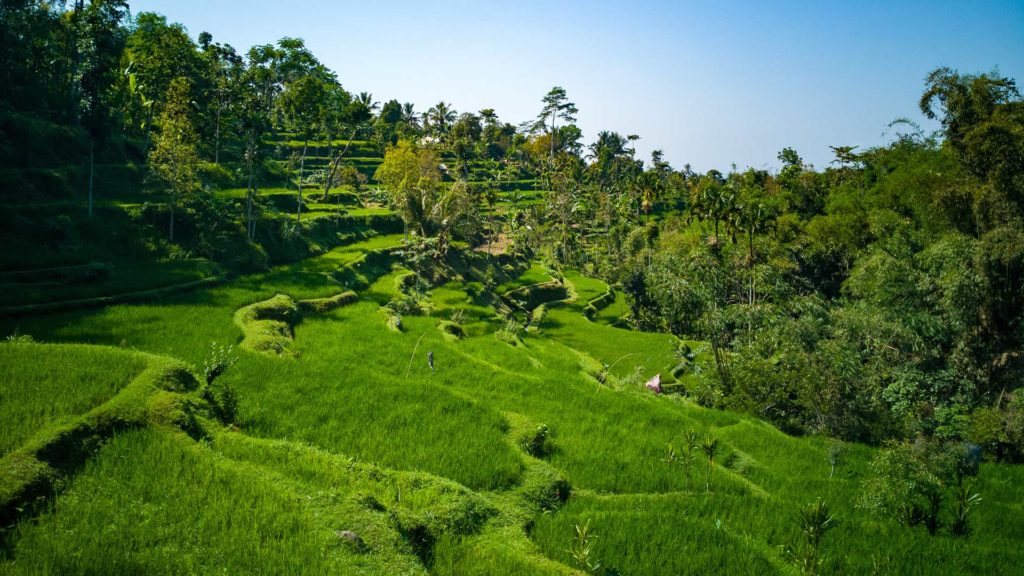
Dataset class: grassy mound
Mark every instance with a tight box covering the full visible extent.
[233,294,301,356]
[298,290,357,313]
[0,345,199,528]
[1,429,424,575]
[0,342,147,456]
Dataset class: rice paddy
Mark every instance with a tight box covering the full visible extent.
[3,228,1023,575]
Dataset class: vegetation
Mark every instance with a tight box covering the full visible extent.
[1,2,1022,575]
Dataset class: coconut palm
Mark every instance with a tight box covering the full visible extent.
[401,102,420,130]
[356,91,379,113]
[424,101,457,138]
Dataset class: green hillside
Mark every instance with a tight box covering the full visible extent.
[2,3,1023,575]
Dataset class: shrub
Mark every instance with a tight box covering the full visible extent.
[495,318,521,345]
[202,342,236,385]
[202,380,239,425]
[520,424,549,458]
[786,498,839,576]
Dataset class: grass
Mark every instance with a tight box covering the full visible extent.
[0,429,424,575]
[0,342,147,456]
[594,289,630,325]
[561,270,607,304]
[3,237,1024,575]
[531,492,787,575]
[495,262,552,295]
[1,259,218,309]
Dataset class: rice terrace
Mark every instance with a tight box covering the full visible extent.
[1,1,1023,574]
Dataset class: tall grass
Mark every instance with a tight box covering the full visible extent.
[3,245,1024,575]
[2,259,218,308]
[495,262,552,295]
[0,429,425,575]
[0,342,146,455]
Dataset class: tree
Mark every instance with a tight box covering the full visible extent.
[449,112,482,177]
[689,171,734,239]
[635,247,735,395]
[0,1,65,115]
[919,67,1022,186]
[375,141,480,258]
[280,73,327,223]
[918,68,1024,398]
[124,13,203,145]
[424,101,456,139]
[198,33,243,166]
[236,43,283,241]
[400,102,420,135]
[536,86,578,160]
[149,77,199,242]
[319,87,360,203]
[375,98,403,146]
[73,0,129,218]
[430,180,482,258]
[375,140,440,238]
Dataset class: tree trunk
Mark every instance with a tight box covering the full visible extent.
[323,128,359,203]
[252,179,261,241]
[322,138,334,201]
[297,139,307,224]
[549,113,556,160]
[246,154,255,241]
[749,229,755,305]
[169,202,175,242]
[214,97,222,165]
[88,141,94,219]
[68,1,84,121]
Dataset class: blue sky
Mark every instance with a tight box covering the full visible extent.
[129,0,1023,172]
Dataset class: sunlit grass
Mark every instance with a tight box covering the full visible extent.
[4,240,1024,575]
[0,429,420,575]
[495,262,552,295]
[0,342,146,455]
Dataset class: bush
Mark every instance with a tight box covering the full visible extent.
[495,318,521,345]
[202,342,236,385]
[202,380,239,425]
[522,424,549,457]
[968,390,1024,462]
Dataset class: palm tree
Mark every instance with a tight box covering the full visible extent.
[586,131,630,166]
[794,499,839,576]
[701,436,722,492]
[425,101,457,138]
[428,180,481,259]
[690,176,736,241]
[401,102,419,130]
[356,91,379,113]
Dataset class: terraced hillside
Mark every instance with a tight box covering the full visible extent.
[3,225,1023,575]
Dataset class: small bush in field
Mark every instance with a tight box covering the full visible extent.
[202,342,236,385]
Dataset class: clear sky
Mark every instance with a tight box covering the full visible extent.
[129,0,1023,172]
